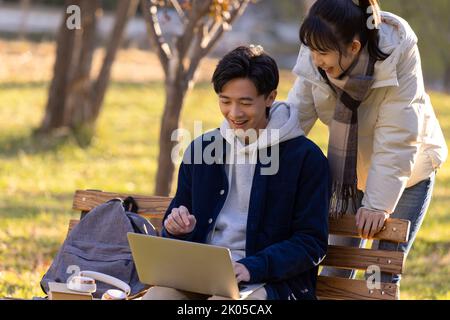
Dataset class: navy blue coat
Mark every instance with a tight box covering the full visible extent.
[161,129,330,300]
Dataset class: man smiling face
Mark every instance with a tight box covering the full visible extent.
[218,78,276,134]
[212,46,279,141]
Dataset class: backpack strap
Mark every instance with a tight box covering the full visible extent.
[122,196,139,213]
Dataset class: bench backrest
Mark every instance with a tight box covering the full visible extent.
[68,190,410,300]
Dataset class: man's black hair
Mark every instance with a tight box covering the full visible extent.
[212,46,279,98]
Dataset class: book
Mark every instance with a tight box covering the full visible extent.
[48,282,93,300]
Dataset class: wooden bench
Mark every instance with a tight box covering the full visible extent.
[68,189,411,300]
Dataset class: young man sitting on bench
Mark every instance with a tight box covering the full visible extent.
[143,46,330,300]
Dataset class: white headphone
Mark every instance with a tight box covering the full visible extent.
[67,271,131,300]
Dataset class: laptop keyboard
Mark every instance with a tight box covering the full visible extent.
[238,283,248,291]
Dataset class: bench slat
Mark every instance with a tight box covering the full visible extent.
[68,219,402,300]
[329,215,410,243]
[72,190,172,217]
[321,245,405,274]
[316,276,399,300]
[73,191,409,243]
[68,222,405,274]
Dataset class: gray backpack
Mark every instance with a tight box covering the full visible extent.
[40,197,157,299]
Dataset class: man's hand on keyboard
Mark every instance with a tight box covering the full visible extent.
[233,262,250,283]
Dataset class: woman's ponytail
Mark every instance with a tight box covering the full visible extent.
[359,0,382,29]
[358,0,389,60]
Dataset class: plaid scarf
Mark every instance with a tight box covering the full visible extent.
[325,46,376,219]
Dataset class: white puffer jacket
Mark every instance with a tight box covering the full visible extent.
[286,11,448,213]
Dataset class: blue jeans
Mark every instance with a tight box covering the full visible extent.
[320,172,436,284]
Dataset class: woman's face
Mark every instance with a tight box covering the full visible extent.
[310,40,362,79]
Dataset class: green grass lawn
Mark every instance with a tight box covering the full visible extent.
[0,76,449,299]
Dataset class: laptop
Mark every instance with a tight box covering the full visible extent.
[127,233,265,300]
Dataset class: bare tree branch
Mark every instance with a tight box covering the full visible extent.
[148,0,253,196]
[169,0,188,24]
[203,0,250,54]
[202,1,249,57]
[91,0,139,118]
[185,23,207,82]
[185,0,250,83]
[141,0,172,75]
[176,0,212,61]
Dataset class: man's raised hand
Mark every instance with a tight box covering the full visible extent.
[164,205,197,236]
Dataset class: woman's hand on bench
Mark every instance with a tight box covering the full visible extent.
[356,207,389,239]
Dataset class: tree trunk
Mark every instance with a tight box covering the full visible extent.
[37,0,137,145]
[444,63,450,93]
[89,0,139,122]
[141,0,251,195]
[19,0,31,40]
[154,77,188,196]
[65,0,99,137]
[37,0,80,135]
[66,0,138,145]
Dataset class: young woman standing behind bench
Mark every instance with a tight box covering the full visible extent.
[286,0,447,283]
